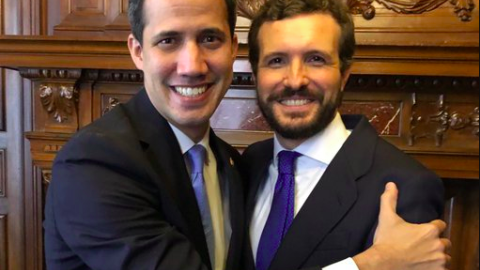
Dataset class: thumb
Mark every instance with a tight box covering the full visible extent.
[374,182,401,243]
[378,182,401,226]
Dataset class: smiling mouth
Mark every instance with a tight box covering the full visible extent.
[173,85,210,98]
[280,99,314,106]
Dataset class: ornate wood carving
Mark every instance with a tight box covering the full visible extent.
[97,70,144,82]
[236,0,476,22]
[409,94,480,147]
[102,97,121,114]
[20,68,82,80]
[452,0,477,21]
[349,0,377,20]
[0,149,4,198]
[39,84,78,124]
[42,169,51,193]
[19,68,83,133]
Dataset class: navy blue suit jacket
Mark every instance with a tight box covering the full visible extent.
[242,115,444,270]
[44,90,246,270]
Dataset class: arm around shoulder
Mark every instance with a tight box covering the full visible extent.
[44,135,208,270]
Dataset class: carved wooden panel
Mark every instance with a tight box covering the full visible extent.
[55,0,124,38]
[47,0,479,47]
[20,69,82,133]
[409,94,479,151]
[0,215,6,270]
[237,0,479,46]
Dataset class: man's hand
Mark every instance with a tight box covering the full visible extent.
[353,183,451,270]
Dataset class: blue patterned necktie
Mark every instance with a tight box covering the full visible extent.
[256,150,301,270]
[186,145,215,266]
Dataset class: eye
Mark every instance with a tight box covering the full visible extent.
[267,57,285,67]
[159,38,176,45]
[307,55,326,65]
[202,36,219,43]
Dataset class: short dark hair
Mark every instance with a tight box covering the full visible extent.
[248,0,355,75]
[128,0,238,45]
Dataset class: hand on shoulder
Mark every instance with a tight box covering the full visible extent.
[353,183,451,270]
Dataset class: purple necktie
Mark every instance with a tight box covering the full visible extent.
[186,145,215,265]
[256,150,301,270]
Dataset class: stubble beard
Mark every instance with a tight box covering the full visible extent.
[259,89,343,140]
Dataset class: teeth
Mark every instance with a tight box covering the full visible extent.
[174,86,208,97]
[281,99,310,106]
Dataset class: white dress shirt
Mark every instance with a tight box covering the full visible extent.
[250,113,359,270]
[170,124,231,270]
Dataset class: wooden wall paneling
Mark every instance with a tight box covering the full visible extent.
[105,0,130,39]
[237,0,479,46]
[54,0,124,38]
[91,69,143,119]
[20,68,82,134]
[443,179,480,270]
[353,0,480,46]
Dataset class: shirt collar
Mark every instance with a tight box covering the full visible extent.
[169,123,211,156]
[273,113,351,166]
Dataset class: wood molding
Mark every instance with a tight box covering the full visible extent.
[0,36,478,77]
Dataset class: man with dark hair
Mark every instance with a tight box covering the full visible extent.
[44,0,450,269]
[243,0,448,269]
[45,0,243,269]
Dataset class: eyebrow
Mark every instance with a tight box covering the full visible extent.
[262,49,334,61]
[199,28,227,39]
[150,31,181,45]
[150,27,227,45]
[305,49,334,60]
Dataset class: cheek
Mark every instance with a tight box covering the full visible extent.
[257,71,282,98]
[312,72,342,97]
[144,51,176,78]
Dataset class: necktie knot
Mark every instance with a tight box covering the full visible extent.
[278,150,301,175]
[187,144,207,175]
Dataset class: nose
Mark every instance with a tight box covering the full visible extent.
[284,59,309,90]
[177,41,208,78]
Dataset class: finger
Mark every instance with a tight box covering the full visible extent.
[441,239,452,253]
[379,182,399,221]
[430,220,447,235]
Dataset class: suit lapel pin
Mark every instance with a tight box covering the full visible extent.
[230,157,235,167]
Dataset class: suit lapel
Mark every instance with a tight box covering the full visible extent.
[124,90,212,269]
[269,116,377,270]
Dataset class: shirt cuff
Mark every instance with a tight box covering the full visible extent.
[323,258,359,270]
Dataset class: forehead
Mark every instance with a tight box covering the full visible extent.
[258,13,342,56]
[143,0,229,30]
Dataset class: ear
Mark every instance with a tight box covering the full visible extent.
[128,34,144,70]
[340,66,352,92]
[231,34,239,61]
